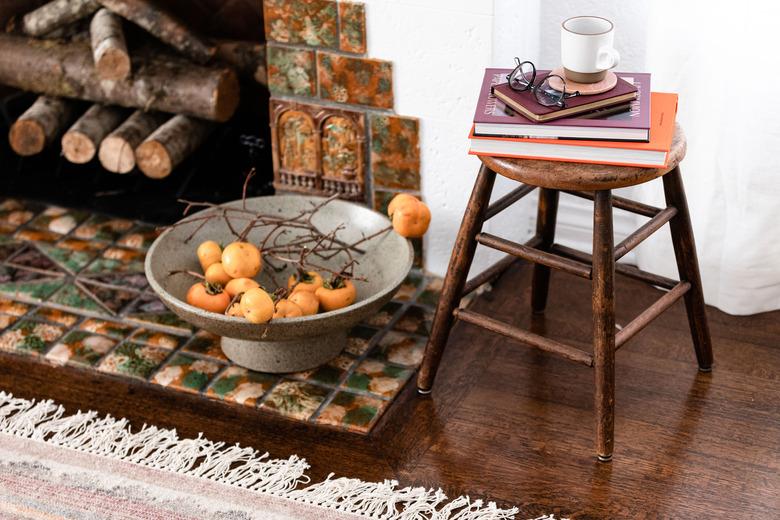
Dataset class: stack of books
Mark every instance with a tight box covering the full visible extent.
[469,69,677,168]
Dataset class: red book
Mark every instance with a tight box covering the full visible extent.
[474,68,651,141]
[469,92,677,169]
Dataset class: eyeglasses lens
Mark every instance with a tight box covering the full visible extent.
[509,62,535,91]
[534,76,564,107]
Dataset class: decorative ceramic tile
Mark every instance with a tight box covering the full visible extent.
[338,1,366,54]
[369,114,420,190]
[267,43,317,96]
[261,380,329,420]
[130,328,185,349]
[78,318,134,339]
[124,293,194,335]
[31,307,80,326]
[369,331,425,367]
[316,391,387,433]
[46,330,116,367]
[0,266,65,302]
[72,215,135,242]
[291,353,354,386]
[207,366,277,406]
[394,272,424,302]
[78,280,138,314]
[320,114,364,186]
[393,305,433,336]
[48,283,103,313]
[345,325,379,356]
[56,238,106,252]
[80,271,149,291]
[13,228,62,243]
[152,353,222,394]
[417,277,443,307]
[116,225,159,250]
[0,320,66,356]
[0,242,23,262]
[362,301,402,328]
[98,341,170,380]
[27,207,89,236]
[181,330,227,362]
[0,297,31,316]
[6,245,62,273]
[37,242,98,274]
[263,0,338,48]
[276,109,319,174]
[0,199,40,229]
[318,52,393,108]
[344,358,412,398]
[84,247,145,275]
[0,314,18,329]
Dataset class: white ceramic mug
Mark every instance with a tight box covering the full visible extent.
[561,16,620,83]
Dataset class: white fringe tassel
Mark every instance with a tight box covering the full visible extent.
[0,392,565,520]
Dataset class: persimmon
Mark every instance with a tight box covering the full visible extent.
[186,282,230,313]
[273,299,303,319]
[287,271,323,294]
[221,242,262,279]
[225,277,260,298]
[226,301,243,317]
[289,290,319,316]
[315,278,356,312]
[197,240,222,271]
[240,287,274,324]
[204,262,232,285]
[388,194,431,238]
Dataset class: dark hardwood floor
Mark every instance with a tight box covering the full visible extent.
[2,261,779,519]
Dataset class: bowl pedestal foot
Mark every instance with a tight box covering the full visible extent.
[220,331,347,373]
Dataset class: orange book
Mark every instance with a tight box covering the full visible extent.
[468,92,678,168]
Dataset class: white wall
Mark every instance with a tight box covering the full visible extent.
[363,0,652,275]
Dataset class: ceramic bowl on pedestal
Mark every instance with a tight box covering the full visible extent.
[145,195,413,373]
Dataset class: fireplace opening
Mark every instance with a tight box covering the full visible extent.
[0,0,273,225]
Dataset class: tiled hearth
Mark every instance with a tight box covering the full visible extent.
[0,198,443,434]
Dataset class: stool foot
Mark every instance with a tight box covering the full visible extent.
[698,366,713,373]
[417,387,432,396]
[597,453,613,463]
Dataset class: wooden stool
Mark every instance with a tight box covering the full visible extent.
[417,124,713,462]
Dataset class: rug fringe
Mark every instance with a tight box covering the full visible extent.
[0,391,566,520]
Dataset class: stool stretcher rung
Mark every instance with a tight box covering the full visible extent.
[563,190,663,218]
[476,233,592,279]
[615,282,691,349]
[484,184,537,220]
[462,236,542,296]
[454,308,594,366]
[550,243,679,290]
[614,206,678,260]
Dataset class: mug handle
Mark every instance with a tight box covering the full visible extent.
[596,47,620,70]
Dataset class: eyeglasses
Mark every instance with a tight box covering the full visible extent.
[506,58,580,108]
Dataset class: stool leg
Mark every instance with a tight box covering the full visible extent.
[417,165,497,394]
[531,188,560,313]
[592,190,616,462]
[662,166,714,371]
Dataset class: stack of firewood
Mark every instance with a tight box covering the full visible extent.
[1,0,266,179]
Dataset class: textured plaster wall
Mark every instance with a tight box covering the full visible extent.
[363,0,651,275]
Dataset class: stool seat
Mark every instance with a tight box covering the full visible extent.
[480,123,686,190]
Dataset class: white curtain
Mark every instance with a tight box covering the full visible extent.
[632,1,780,315]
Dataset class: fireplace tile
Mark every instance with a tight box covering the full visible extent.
[267,44,317,97]
[98,341,171,380]
[5,244,62,274]
[46,330,116,367]
[0,199,41,230]
[78,281,139,314]
[369,114,421,190]
[261,380,330,420]
[393,305,434,336]
[394,272,424,302]
[152,353,223,394]
[181,330,228,362]
[0,297,31,316]
[343,358,412,399]
[0,266,65,303]
[31,306,80,327]
[78,318,134,340]
[369,331,425,367]
[290,353,354,386]
[130,328,186,350]
[48,283,104,314]
[315,391,387,433]
[417,277,443,308]
[206,366,277,406]
[345,325,380,356]
[13,228,61,244]
[116,225,159,251]
[0,242,23,262]
[27,207,89,236]
[37,243,98,274]
[84,247,145,275]
[263,0,339,48]
[362,301,402,328]
[0,319,66,356]
[338,2,367,54]
[79,271,149,291]
[72,215,135,243]
[0,314,18,329]
[317,52,393,108]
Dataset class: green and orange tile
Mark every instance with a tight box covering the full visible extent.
[344,358,413,398]
[98,341,171,379]
[181,330,228,362]
[27,207,89,236]
[72,215,134,243]
[46,330,116,367]
[318,52,393,108]
[152,353,223,394]
[261,380,330,420]
[207,366,277,406]
[0,319,66,356]
[316,391,387,433]
[78,318,134,339]
[267,43,317,96]
[370,331,425,367]
[263,0,339,48]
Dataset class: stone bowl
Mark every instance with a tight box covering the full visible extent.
[145,195,413,373]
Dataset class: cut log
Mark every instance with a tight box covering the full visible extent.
[9,96,75,156]
[0,34,240,122]
[90,8,130,81]
[61,104,126,164]
[135,115,212,179]
[97,0,215,63]
[22,0,99,36]
[214,40,267,85]
[98,110,167,173]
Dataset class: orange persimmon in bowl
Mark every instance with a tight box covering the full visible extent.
[186,282,230,313]
[221,242,262,279]
[287,271,323,294]
[315,278,356,312]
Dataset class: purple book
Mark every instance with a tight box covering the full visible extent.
[473,68,651,141]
